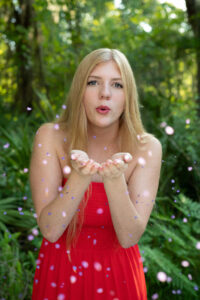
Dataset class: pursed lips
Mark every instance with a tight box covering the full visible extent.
[96,106,111,110]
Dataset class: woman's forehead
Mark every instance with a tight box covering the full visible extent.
[89,60,121,77]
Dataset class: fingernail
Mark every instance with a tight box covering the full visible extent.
[115,159,121,163]
[125,154,130,161]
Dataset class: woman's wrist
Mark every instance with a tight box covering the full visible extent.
[70,168,93,183]
[102,172,125,184]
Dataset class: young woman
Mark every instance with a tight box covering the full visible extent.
[30,48,162,300]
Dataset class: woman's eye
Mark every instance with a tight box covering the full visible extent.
[114,82,123,88]
[87,80,97,86]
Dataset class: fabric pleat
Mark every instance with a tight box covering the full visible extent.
[32,178,147,300]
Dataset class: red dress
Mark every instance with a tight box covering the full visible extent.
[32,178,147,300]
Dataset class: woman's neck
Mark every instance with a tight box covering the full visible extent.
[87,122,120,148]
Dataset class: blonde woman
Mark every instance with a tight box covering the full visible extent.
[30,48,162,300]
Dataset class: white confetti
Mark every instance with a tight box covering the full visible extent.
[181,260,189,267]
[160,121,167,128]
[51,282,57,287]
[62,211,67,217]
[57,294,65,300]
[54,124,59,130]
[94,262,102,271]
[142,190,149,197]
[138,157,146,166]
[3,143,10,149]
[63,166,71,174]
[96,208,103,214]
[165,126,174,135]
[28,234,34,241]
[167,276,172,282]
[36,259,41,265]
[97,288,103,294]
[152,293,159,299]
[196,241,200,250]
[81,261,89,268]
[58,186,63,192]
[32,228,39,236]
[70,275,77,284]
[157,271,167,282]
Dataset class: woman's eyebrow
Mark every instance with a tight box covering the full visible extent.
[88,75,122,80]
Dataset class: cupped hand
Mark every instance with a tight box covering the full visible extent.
[111,152,133,163]
[70,150,100,177]
[98,152,133,180]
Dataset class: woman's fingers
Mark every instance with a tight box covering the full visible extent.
[90,162,101,175]
[114,158,124,166]
[70,151,130,179]
[98,159,127,179]
[124,153,132,162]
[111,152,132,163]
[70,150,89,161]
[80,160,100,175]
[71,157,100,177]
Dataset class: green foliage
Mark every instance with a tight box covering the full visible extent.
[0,230,37,300]
[139,193,200,299]
[0,114,45,249]
[0,0,199,299]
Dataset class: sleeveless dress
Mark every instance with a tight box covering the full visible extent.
[32,178,147,300]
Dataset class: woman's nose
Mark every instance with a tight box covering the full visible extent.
[99,83,111,99]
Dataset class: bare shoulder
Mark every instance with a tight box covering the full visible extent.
[137,135,162,155]
[34,122,67,149]
[35,122,59,140]
[146,136,162,151]
[30,121,64,180]
[128,136,162,188]
[130,136,162,172]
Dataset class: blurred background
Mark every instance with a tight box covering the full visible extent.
[0,0,200,299]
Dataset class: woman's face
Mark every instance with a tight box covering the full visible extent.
[83,60,125,130]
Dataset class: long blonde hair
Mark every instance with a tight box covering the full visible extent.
[54,48,154,261]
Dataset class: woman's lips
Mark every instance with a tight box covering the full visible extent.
[96,108,110,114]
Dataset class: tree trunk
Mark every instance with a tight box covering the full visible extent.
[11,0,35,113]
[185,0,200,116]
[65,0,83,55]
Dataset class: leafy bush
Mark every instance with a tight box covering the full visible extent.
[0,230,37,300]
[139,193,200,299]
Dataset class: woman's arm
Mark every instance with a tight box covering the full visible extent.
[100,137,162,248]
[29,123,93,243]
